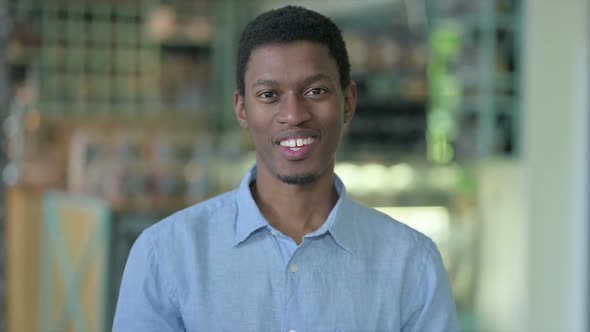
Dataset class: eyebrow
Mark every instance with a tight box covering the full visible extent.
[251,73,335,89]
[302,73,334,86]
[252,79,278,89]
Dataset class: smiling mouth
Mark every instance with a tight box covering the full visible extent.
[279,137,317,151]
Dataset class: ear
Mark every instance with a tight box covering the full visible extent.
[234,90,249,128]
[343,80,357,125]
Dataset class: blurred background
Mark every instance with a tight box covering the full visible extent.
[0,0,588,331]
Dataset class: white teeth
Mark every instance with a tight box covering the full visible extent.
[279,137,316,148]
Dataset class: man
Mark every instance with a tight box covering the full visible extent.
[113,5,459,331]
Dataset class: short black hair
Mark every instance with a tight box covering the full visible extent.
[236,5,351,96]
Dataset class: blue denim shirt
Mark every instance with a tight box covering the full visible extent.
[113,166,459,332]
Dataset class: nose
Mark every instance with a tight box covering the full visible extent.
[276,93,312,126]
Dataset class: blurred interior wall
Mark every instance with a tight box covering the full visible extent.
[0,0,9,330]
[476,1,589,331]
[523,0,589,332]
[475,160,527,332]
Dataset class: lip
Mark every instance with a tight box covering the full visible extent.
[279,143,314,160]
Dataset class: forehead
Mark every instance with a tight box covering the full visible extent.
[245,41,339,85]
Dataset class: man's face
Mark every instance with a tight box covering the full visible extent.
[235,41,356,185]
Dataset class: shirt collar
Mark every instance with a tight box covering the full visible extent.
[234,166,268,245]
[234,165,358,254]
[324,176,357,254]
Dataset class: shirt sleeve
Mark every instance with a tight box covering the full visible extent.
[112,231,185,332]
[401,240,460,332]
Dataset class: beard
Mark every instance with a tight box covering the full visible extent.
[277,172,319,185]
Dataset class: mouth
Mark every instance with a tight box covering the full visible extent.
[278,136,317,151]
[274,132,319,160]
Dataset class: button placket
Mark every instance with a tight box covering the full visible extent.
[289,263,299,273]
[285,247,303,332]
[283,237,315,332]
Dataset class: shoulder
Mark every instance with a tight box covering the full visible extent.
[345,199,438,259]
[139,190,239,250]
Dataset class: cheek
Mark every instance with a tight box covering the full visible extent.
[245,119,272,145]
[243,106,265,132]
[325,108,345,131]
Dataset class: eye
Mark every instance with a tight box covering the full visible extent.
[305,87,327,97]
[260,91,275,98]
[257,90,279,102]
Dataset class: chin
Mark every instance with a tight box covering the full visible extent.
[277,172,319,185]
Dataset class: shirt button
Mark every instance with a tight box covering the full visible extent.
[270,230,278,236]
[289,264,299,273]
[288,330,296,332]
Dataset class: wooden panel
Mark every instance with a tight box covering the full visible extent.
[5,188,111,332]
[39,191,111,332]
[5,187,43,332]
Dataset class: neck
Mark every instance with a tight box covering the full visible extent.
[251,166,338,244]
